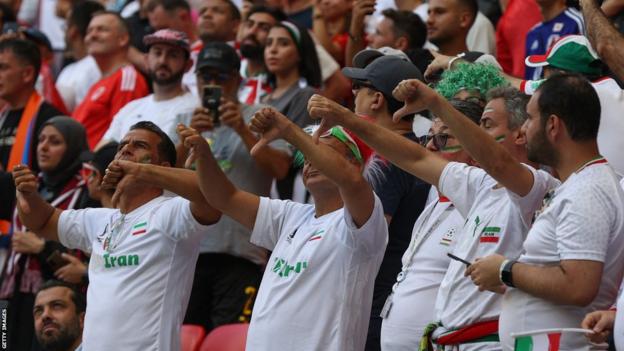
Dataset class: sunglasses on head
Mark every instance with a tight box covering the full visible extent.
[80,162,99,181]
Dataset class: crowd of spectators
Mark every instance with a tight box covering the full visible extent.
[2,0,624,349]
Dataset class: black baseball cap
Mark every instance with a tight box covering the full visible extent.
[342,55,424,102]
[196,42,240,73]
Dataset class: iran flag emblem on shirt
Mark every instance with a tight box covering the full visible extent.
[132,222,148,236]
[513,328,594,351]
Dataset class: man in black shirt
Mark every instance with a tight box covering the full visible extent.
[0,39,62,231]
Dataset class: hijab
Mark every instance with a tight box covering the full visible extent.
[37,116,89,200]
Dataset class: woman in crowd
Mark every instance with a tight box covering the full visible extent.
[262,21,322,199]
[312,0,352,65]
[0,116,93,351]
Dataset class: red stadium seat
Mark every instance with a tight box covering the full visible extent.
[199,323,249,351]
[181,324,206,351]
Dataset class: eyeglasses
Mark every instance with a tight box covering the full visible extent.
[351,80,376,96]
[80,162,99,181]
[199,72,232,84]
[419,133,449,148]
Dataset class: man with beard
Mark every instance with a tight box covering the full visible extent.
[33,280,85,351]
[72,11,149,149]
[98,29,196,148]
[238,5,286,105]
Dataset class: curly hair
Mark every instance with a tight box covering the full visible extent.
[435,63,509,101]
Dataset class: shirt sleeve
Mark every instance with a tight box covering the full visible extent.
[556,182,614,262]
[250,197,311,250]
[438,162,491,217]
[58,208,113,252]
[156,197,212,241]
[109,69,149,117]
[506,165,561,226]
[341,194,388,258]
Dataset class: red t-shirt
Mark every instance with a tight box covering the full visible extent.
[73,65,149,149]
[495,0,541,78]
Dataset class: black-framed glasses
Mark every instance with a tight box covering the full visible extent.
[199,72,232,84]
[419,133,450,150]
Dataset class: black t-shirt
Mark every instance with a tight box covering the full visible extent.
[370,132,431,315]
[0,102,62,222]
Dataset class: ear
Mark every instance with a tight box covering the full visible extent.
[79,311,85,329]
[184,57,193,73]
[119,31,130,48]
[371,92,385,112]
[512,128,526,146]
[22,65,36,86]
[546,114,561,141]
[394,36,409,51]
[458,10,474,30]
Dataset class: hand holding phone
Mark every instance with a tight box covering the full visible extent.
[46,250,68,271]
[202,85,222,127]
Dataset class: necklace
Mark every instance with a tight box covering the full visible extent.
[103,214,127,253]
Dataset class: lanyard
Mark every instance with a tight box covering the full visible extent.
[395,201,454,284]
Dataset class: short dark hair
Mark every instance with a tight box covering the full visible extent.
[144,0,190,13]
[448,98,484,125]
[129,121,177,165]
[457,0,478,26]
[269,22,322,88]
[381,9,426,50]
[486,86,530,130]
[92,10,130,35]
[247,4,286,22]
[68,0,105,38]
[0,38,41,81]
[220,0,241,21]
[36,280,86,314]
[0,3,16,24]
[535,73,600,141]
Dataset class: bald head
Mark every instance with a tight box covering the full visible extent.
[85,11,130,57]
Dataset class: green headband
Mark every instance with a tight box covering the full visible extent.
[294,126,363,167]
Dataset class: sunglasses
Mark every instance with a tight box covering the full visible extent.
[80,162,99,181]
[418,133,463,153]
[199,72,232,84]
[351,80,376,95]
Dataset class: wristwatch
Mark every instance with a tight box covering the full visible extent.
[500,259,516,287]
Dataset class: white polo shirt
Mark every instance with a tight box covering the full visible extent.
[499,159,624,351]
[246,196,388,351]
[435,162,559,331]
[58,196,210,351]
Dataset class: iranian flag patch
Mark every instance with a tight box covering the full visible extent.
[515,332,561,351]
[479,227,501,243]
[132,221,148,236]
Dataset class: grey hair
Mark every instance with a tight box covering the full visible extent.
[486,86,530,130]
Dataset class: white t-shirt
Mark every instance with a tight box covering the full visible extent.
[58,196,210,351]
[381,199,465,350]
[102,92,198,145]
[246,196,388,351]
[56,56,102,112]
[434,162,559,331]
[500,160,624,351]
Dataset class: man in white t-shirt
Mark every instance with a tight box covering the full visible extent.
[12,121,221,351]
[307,76,557,349]
[178,106,388,350]
[99,29,197,148]
[464,74,624,350]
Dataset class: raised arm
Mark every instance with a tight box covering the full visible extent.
[581,0,624,82]
[102,161,221,225]
[393,79,535,196]
[250,108,374,227]
[178,125,261,230]
[307,94,448,187]
[12,165,60,242]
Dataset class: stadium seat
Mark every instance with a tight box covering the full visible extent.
[181,324,206,351]
[199,323,249,351]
